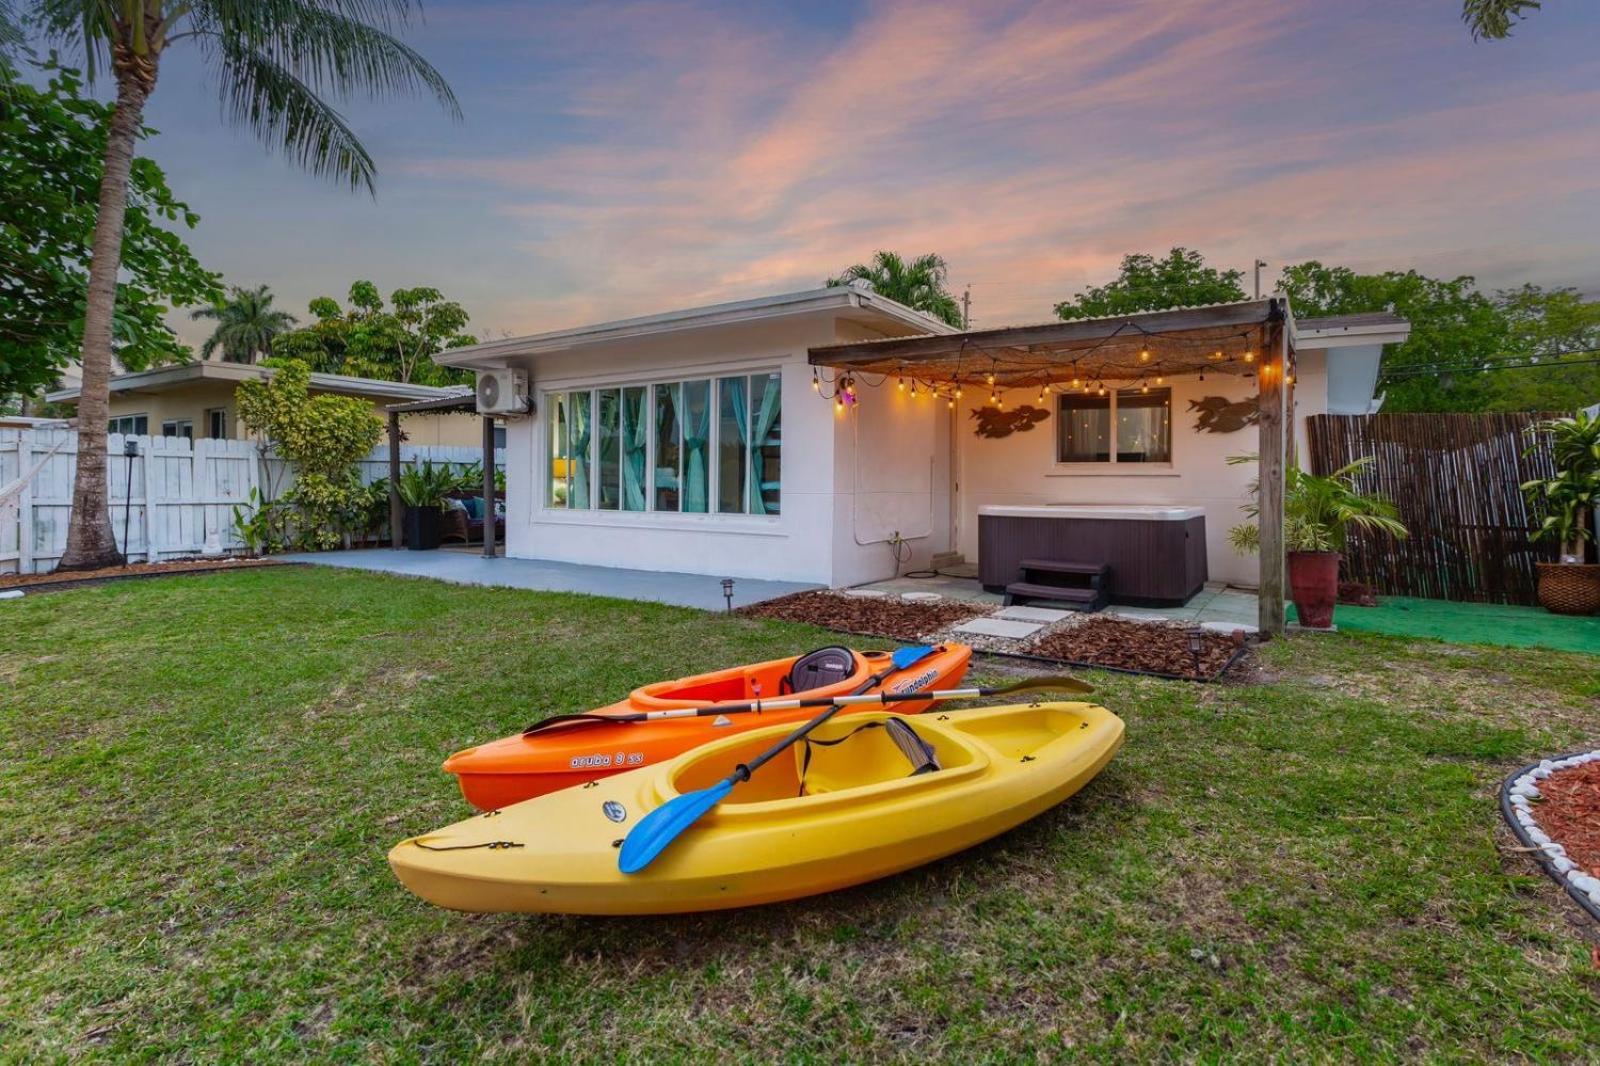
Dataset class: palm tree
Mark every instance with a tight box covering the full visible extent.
[827,252,963,328]
[192,284,296,363]
[26,1,458,571]
[1463,0,1541,39]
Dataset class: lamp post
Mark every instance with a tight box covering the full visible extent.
[721,578,735,613]
[122,438,139,563]
[1185,625,1205,679]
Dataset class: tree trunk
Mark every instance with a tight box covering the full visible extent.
[56,59,156,571]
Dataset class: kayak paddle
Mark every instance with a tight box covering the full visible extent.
[617,673,1095,874]
[523,644,939,736]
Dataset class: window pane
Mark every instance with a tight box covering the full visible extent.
[1057,393,1111,462]
[716,377,748,514]
[134,415,147,435]
[548,393,569,507]
[1116,388,1171,462]
[680,379,710,513]
[621,386,647,511]
[597,389,620,510]
[653,383,681,511]
[749,372,781,514]
[569,391,592,508]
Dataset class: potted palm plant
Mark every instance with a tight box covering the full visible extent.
[396,460,459,551]
[1522,411,1600,615]
[1228,456,1409,629]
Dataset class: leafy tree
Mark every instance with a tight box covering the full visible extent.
[0,61,218,404]
[826,252,963,327]
[1482,285,1600,412]
[1053,248,1246,321]
[1278,262,1511,412]
[192,284,296,363]
[1463,0,1540,39]
[27,0,458,571]
[272,281,475,386]
[236,359,382,550]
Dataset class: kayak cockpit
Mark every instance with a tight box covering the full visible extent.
[630,646,876,710]
[663,714,990,811]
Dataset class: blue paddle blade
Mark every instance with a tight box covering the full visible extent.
[618,778,734,874]
[890,644,936,670]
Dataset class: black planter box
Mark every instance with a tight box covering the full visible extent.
[403,505,443,550]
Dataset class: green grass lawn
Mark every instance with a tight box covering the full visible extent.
[3,567,1598,1061]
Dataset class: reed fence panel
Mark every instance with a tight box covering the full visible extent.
[1304,412,1560,604]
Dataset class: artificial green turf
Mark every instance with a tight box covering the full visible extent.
[1290,594,1600,655]
[3,567,1599,1061]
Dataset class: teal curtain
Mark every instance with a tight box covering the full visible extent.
[719,376,748,514]
[748,375,781,514]
[570,391,592,509]
[682,379,710,513]
[622,386,647,511]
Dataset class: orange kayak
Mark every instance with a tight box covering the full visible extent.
[444,644,973,810]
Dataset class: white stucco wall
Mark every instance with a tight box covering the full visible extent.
[952,348,1331,589]
[499,313,858,585]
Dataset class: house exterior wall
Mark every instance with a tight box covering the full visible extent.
[951,347,1331,589]
[499,314,851,585]
[99,382,480,445]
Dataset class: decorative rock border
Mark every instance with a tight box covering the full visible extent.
[1500,751,1600,924]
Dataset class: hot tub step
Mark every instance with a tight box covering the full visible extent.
[1003,581,1108,612]
[1016,559,1109,577]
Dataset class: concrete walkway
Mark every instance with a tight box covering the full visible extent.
[280,549,817,611]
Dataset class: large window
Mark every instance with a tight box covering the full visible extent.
[547,373,781,516]
[1057,388,1171,464]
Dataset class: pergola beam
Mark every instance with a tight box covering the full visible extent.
[810,300,1276,367]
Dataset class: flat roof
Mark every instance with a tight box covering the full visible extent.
[46,362,462,404]
[434,284,959,369]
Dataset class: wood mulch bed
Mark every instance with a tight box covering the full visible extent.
[1024,616,1247,681]
[1538,760,1600,880]
[738,590,988,642]
[1,557,280,591]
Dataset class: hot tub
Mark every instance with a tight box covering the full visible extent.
[978,503,1207,606]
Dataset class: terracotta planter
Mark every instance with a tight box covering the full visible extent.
[1289,551,1340,629]
[1534,562,1600,616]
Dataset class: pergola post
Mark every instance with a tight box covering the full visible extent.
[1256,301,1289,635]
[386,410,403,550]
[481,415,497,558]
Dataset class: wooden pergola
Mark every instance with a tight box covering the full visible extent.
[808,298,1295,634]
[382,393,502,558]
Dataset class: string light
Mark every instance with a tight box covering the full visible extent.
[1139,347,1150,362]
[897,376,905,391]
[811,372,820,391]
[1243,350,1254,363]
[910,380,917,397]
[955,386,964,399]
[986,372,996,386]
[1155,376,1165,385]
[947,398,955,410]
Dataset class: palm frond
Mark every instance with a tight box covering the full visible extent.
[212,40,378,191]
[1462,0,1540,40]
[200,0,459,120]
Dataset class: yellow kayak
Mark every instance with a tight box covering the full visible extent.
[389,701,1124,915]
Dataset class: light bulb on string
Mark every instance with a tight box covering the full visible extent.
[811,372,820,392]
[897,377,905,392]
[1139,347,1150,362]
[947,398,955,410]
[1156,376,1164,385]
[1243,350,1254,363]
[985,372,995,386]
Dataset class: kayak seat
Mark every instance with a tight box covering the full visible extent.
[785,646,858,695]
[797,717,942,796]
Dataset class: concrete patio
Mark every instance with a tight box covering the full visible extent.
[280,549,817,611]
[857,567,1262,634]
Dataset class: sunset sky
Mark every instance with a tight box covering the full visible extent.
[127,0,1600,344]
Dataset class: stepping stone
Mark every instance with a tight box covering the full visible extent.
[841,588,887,598]
[953,617,1044,639]
[902,591,942,603]
[1201,620,1257,636]
[996,605,1071,623]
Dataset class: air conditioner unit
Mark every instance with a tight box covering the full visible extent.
[476,369,530,416]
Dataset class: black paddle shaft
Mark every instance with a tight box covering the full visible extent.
[726,701,851,785]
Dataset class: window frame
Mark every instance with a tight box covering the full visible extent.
[108,414,148,436]
[540,368,781,521]
[204,407,227,439]
[1054,387,1173,467]
[161,418,194,441]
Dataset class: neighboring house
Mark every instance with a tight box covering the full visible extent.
[437,286,1408,589]
[45,362,487,447]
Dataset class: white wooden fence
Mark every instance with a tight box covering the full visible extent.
[0,428,503,574]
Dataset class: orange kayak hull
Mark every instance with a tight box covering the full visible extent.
[444,644,973,811]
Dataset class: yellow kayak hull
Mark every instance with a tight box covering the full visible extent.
[389,701,1124,915]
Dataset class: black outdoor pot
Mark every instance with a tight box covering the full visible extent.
[403,505,443,550]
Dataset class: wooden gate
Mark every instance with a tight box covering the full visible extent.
[1304,413,1559,605]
